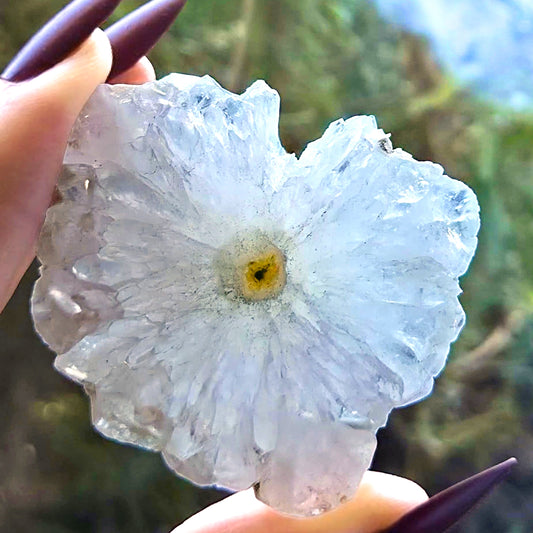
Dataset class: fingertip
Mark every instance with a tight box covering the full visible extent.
[310,471,428,533]
[174,489,300,533]
[357,471,428,514]
[173,473,428,533]
[108,56,156,85]
[44,28,112,82]
[27,28,112,117]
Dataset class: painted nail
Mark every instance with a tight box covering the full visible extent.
[2,0,122,82]
[383,458,517,533]
[106,0,187,80]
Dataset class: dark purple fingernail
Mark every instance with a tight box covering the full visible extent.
[383,458,517,533]
[2,0,122,82]
[106,0,187,80]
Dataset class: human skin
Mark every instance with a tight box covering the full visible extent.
[0,29,153,310]
[0,30,427,532]
[174,473,428,533]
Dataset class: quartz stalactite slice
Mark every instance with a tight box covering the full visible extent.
[31,74,480,516]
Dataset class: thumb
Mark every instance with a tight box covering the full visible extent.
[0,29,112,311]
[174,472,428,533]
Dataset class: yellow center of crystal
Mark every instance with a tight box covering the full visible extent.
[239,246,286,301]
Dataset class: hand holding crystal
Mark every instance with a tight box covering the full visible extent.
[0,25,429,533]
[0,2,498,531]
[0,30,155,311]
[0,26,427,532]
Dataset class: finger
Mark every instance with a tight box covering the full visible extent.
[173,472,428,533]
[1,0,120,82]
[106,0,187,80]
[19,28,113,120]
[0,29,112,311]
[108,56,156,85]
[315,471,428,533]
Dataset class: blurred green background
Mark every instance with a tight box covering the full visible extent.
[1,0,532,531]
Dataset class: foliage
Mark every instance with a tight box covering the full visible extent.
[1,0,532,531]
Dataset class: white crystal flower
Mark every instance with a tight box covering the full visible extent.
[32,74,480,516]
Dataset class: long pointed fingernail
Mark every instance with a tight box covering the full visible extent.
[106,0,187,81]
[383,458,517,533]
[2,0,122,82]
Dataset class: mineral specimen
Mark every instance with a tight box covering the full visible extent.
[31,74,480,516]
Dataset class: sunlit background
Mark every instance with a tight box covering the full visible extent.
[1,0,532,531]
